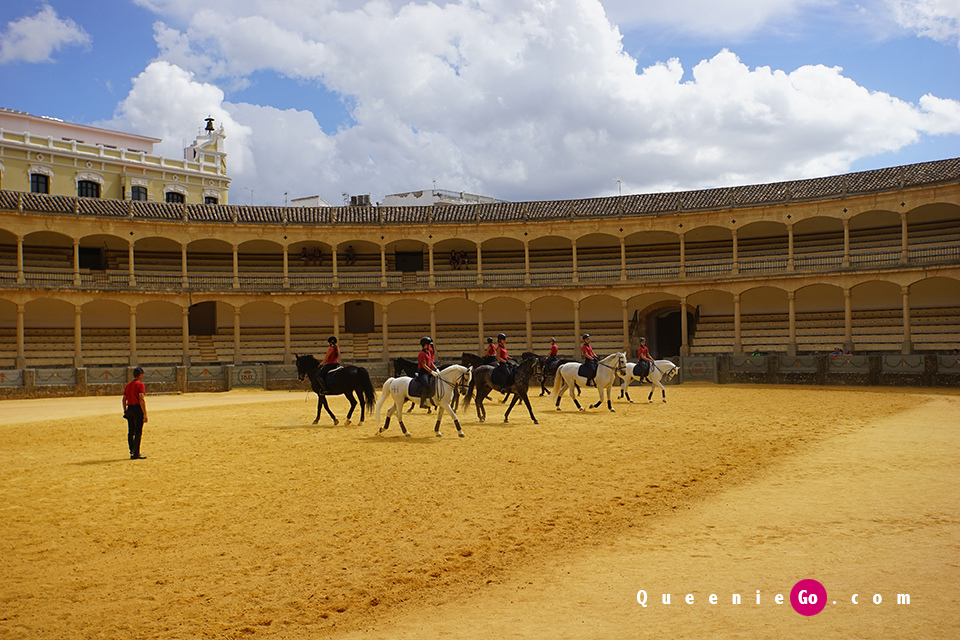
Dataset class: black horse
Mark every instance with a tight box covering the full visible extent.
[463,354,542,425]
[295,354,376,425]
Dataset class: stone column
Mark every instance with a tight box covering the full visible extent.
[571,240,579,284]
[128,241,136,286]
[844,288,853,352]
[525,302,532,351]
[429,304,437,344]
[232,245,239,289]
[842,219,850,268]
[182,307,190,366]
[16,235,25,284]
[282,245,290,289]
[284,307,292,364]
[680,297,689,357]
[74,305,83,367]
[679,234,686,278]
[428,243,435,287]
[902,286,912,355]
[524,241,531,285]
[380,245,387,287]
[16,303,25,369]
[900,211,908,264]
[787,291,797,357]
[181,245,189,288]
[733,294,742,356]
[73,238,81,286]
[476,243,483,285]
[731,229,739,275]
[233,307,242,364]
[787,225,794,271]
[332,246,339,288]
[129,306,138,366]
[477,302,485,350]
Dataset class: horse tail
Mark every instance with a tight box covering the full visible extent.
[359,367,376,411]
[375,377,394,424]
[551,366,565,396]
[463,375,476,409]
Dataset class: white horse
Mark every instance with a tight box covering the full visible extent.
[618,359,680,403]
[376,365,472,437]
[552,352,627,412]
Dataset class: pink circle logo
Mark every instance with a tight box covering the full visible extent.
[791,579,827,616]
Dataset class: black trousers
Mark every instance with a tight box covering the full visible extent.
[126,405,144,456]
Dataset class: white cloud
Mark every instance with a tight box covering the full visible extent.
[110,0,960,205]
[0,4,91,64]
[597,0,834,37]
[887,0,960,48]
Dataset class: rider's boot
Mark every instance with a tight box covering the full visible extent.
[586,377,596,387]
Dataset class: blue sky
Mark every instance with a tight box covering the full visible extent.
[2,0,958,206]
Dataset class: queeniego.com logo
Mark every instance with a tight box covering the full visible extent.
[637,579,912,615]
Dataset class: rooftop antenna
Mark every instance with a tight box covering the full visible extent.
[615,178,622,197]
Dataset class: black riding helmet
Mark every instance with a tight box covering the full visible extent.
[582,333,590,340]
[497,333,506,341]
[328,335,338,344]
[420,336,433,347]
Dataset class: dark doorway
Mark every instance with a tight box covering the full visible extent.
[394,251,423,272]
[654,310,692,358]
[189,301,217,336]
[345,300,375,333]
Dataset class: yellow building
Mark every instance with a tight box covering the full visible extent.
[0,109,229,205]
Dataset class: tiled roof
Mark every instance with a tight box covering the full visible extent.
[3,157,958,225]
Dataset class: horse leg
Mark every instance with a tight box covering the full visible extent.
[378,403,396,434]
[323,397,339,425]
[659,381,667,403]
[648,383,655,403]
[503,395,520,423]
[434,404,444,438]
[442,402,465,438]
[344,393,357,426]
[520,393,538,425]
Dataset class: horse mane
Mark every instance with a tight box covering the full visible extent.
[298,353,321,369]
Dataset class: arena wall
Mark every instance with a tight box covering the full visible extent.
[1,158,959,394]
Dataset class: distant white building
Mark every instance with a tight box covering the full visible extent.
[381,188,503,207]
[290,195,333,207]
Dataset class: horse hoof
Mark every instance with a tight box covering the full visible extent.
[312,420,320,425]
[458,432,465,438]
[345,420,352,426]
[436,432,443,438]
[533,420,539,425]
[405,432,412,437]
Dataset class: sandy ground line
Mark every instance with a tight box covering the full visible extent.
[333,395,960,640]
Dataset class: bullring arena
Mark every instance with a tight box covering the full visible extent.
[1,156,960,638]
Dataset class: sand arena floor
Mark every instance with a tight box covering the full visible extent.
[1,383,958,639]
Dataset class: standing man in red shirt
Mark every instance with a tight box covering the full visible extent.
[122,366,148,460]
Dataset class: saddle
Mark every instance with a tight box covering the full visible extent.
[578,361,598,380]
[321,365,343,386]
[490,363,515,388]
[408,376,436,399]
[633,361,650,377]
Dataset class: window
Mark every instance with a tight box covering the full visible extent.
[165,191,185,204]
[204,196,219,205]
[77,180,100,198]
[131,186,148,201]
[31,173,49,194]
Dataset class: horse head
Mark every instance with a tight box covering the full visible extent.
[295,353,319,381]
